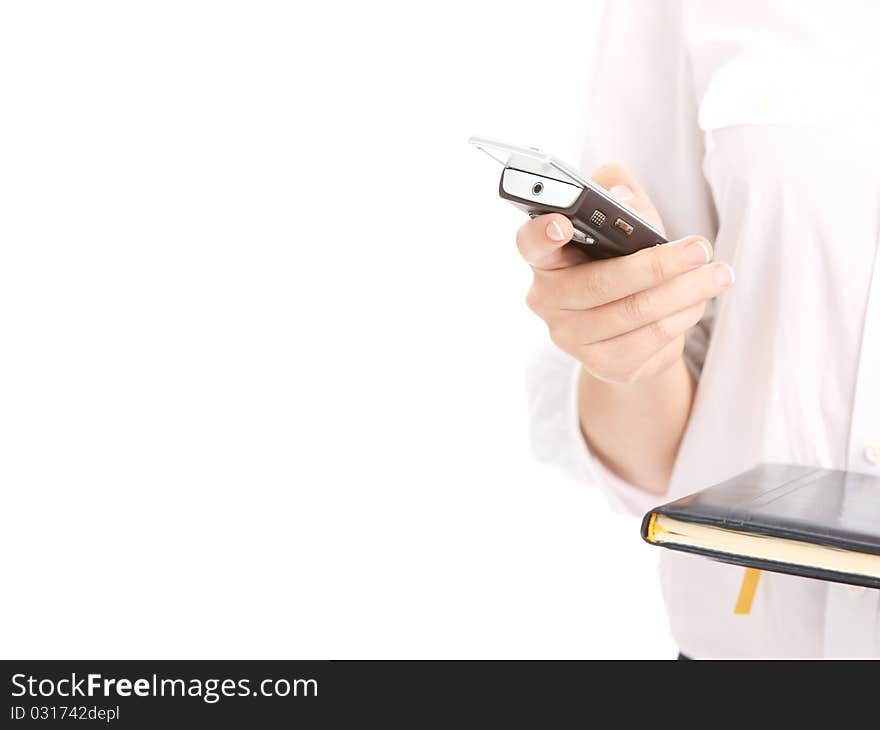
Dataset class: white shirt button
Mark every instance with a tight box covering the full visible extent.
[865,440,880,465]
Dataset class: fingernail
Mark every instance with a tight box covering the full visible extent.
[609,184,635,201]
[546,220,566,241]
[714,262,735,287]
[682,238,713,266]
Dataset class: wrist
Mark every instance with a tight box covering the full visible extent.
[578,354,696,493]
[580,353,691,394]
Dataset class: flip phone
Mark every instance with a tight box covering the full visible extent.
[469,136,666,259]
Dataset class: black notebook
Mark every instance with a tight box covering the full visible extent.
[641,463,880,589]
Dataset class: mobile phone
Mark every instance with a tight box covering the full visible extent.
[469,136,666,259]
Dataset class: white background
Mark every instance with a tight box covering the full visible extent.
[0,0,674,658]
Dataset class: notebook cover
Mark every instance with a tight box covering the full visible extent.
[640,463,880,589]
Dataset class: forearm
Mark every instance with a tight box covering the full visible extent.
[578,357,696,494]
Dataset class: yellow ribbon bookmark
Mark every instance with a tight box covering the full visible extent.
[734,568,761,614]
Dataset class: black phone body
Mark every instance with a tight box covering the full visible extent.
[470,136,666,259]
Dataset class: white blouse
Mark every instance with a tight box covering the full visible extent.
[529,0,880,657]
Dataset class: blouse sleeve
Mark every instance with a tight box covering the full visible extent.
[526,0,718,513]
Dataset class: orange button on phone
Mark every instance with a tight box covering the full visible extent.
[614,218,634,236]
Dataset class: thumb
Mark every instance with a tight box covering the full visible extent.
[590,162,665,236]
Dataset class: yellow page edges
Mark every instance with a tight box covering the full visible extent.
[646,512,761,615]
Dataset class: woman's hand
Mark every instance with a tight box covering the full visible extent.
[517,163,734,383]
[518,162,735,491]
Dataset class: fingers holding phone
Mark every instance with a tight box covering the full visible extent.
[469,137,735,384]
[518,168,734,384]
